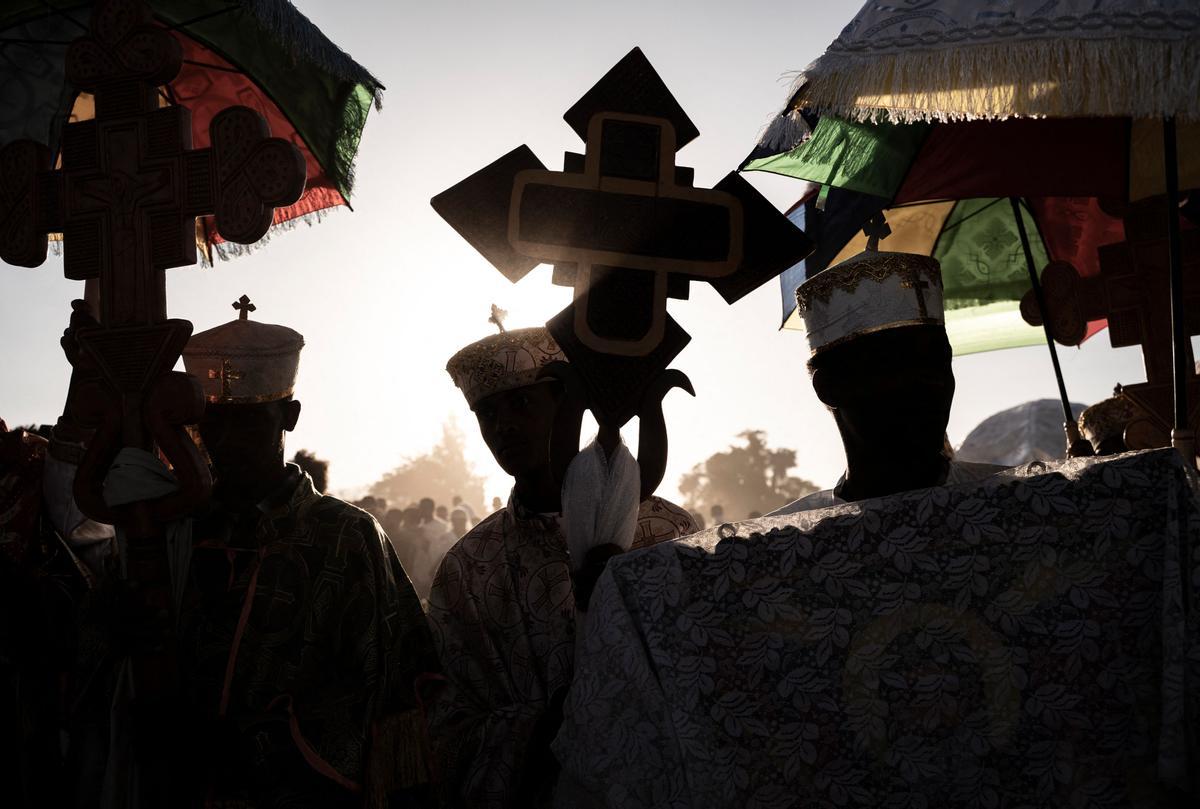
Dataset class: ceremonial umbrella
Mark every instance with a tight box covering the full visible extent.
[0,0,384,261]
[743,0,1198,454]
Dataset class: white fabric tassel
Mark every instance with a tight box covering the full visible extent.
[757,108,810,155]
[561,439,640,571]
[791,37,1200,123]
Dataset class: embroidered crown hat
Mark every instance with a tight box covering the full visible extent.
[183,295,303,404]
[446,326,565,408]
[794,250,944,355]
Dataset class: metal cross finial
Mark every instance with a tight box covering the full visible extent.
[232,295,256,320]
[863,212,892,252]
[208,358,244,399]
[488,304,508,333]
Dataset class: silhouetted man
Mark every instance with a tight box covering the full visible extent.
[450,508,469,538]
[179,298,437,807]
[428,325,696,808]
[773,251,1003,514]
[451,494,477,525]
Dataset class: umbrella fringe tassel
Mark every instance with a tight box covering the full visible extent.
[202,208,339,265]
[791,37,1200,123]
[236,0,385,105]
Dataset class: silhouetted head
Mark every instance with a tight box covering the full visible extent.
[472,381,564,478]
[402,507,421,529]
[810,324,954,465]
[181,294,305,509]
[710,504,725,523]
[418,497,435,521]
[447,326,566,482]
[435,505,448,520]
[199,397,301,505]
[450,508,468,534]
[383,508,403,535]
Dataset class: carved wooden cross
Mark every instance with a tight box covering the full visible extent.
[1021,197,1200,438]
[0,0,305,404]
[0,0,307,529]
[432,47,812,426]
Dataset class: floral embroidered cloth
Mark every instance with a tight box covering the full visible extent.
[427,494,697,808]
[555,449,1199,808]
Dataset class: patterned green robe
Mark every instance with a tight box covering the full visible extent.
[181,468,438,808]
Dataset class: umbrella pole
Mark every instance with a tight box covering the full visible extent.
[1162,116,1195,466]
[1008,197,1089,456]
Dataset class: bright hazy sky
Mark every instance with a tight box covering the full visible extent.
[0,0,1165,510]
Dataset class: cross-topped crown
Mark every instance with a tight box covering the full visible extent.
[232,295,256,320]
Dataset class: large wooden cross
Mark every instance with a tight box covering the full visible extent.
[1021,196,1200,441]
[0,0,306,728]
[0,0,305,513]
[432,47,812,427]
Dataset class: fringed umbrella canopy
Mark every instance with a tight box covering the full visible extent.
[789,0,1200,124]
[1,0,385,262]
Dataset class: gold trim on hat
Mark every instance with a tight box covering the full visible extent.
[205,387,295,405]
[795,253,942,313]
[808,318,944,357]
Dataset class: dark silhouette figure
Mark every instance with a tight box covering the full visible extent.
[809,324,954,502]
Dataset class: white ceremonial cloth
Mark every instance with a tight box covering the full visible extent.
[552,450,1199,808]
[561,438,640,568]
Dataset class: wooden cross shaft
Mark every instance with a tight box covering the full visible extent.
[1021,197,1200,438]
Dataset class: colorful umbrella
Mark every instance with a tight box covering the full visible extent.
[1,0,384,261]
[746,0,1199,455]
[755,115,1155,353]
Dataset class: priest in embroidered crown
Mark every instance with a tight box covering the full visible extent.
[427,323,697,808]
[177,297,438,807]
[772,251,1004,515]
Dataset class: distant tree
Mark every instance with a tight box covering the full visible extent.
[292,449,329,493]
[678,430,818,520]
[369,419,486,516]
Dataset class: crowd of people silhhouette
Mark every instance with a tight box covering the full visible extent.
[5,242,1195,808]
[350,494,478,599]
[6,0,1200,805]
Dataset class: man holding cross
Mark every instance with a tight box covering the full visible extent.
[771,250,1004,514]
[175,297,438,807]
[426,324,697,808]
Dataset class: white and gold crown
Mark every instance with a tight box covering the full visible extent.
[795,250,944,355]
[446,326,564,408]
[183,295,303,404]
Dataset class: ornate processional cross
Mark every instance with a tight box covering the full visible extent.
[432,48,812,427]
[0,0,306,519]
